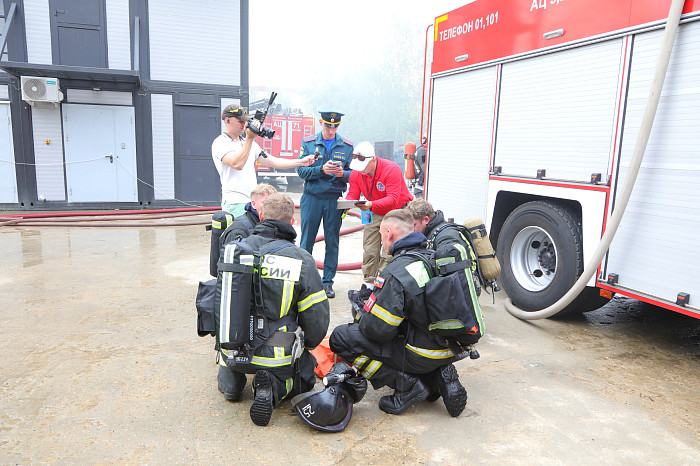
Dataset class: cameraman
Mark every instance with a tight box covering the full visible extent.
[212,104,316,217]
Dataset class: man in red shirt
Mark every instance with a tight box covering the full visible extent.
[344,141,413,302]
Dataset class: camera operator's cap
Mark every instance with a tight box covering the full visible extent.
[320,110,343,127]
[349,141,375,171]
[222,104,252,121]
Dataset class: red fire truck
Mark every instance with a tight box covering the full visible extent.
[255,113,316,182]
[423,0,700,318]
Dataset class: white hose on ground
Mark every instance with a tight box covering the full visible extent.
[505,0,687,320]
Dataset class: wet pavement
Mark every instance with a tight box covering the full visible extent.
[1,193,699,464]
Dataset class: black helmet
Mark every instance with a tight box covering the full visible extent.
[292,385,353,432]
[323,361,368,403]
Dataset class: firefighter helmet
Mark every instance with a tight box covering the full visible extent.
[293,385,353,433]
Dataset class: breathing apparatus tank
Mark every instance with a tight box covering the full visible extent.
[464,217,501,282]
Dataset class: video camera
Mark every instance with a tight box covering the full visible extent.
[247,91,277,139]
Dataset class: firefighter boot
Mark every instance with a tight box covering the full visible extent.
[378,371,430,415]
[218,364,246,402]
[250,370,275,426]
[357,284,373,302]
[419,372,441,402]
[435,364,467,417]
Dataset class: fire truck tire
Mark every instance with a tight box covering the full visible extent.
[497,200,609,315]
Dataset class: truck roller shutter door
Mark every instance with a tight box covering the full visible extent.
[428,66,498,222]
[495,39,624,183]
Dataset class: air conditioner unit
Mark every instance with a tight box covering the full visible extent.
[21,76,64,105]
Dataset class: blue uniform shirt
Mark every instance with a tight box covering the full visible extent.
[297,132,354,198]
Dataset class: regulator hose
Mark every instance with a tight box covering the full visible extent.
[505,0,686,320]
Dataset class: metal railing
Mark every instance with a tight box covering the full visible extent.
[0,2,17,60]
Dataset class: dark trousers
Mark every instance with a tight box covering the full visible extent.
[329,323,454,389]
[218,351,316,405]
[299,194,343,286]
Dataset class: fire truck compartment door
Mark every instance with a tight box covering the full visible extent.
[606,22,700,310]
[427,65,498,222]
[494,38,625,183]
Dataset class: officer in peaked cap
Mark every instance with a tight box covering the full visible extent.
[296,110,354,298]
[320,111,343,126]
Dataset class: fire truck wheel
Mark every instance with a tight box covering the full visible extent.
[497,200,609,315]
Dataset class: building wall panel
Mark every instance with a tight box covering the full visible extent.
[32,104,65,200]
[151,93,174,199]
[106,0,131,69]
[148,0,241,85]
[24,0,53,65]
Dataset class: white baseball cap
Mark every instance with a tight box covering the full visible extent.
[349,141,376,171]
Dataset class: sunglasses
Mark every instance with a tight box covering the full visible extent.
[352,153,374,162]
[323,122,339,128]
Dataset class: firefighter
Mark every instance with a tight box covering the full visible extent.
[218,183,277,246]
[329,209,467,417]
[218,193,330,427]
[216,183,276,400]
[405,198,477,267]
[296,111,354,298]
[414,137,427,187]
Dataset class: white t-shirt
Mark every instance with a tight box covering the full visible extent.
[211,132,263,204]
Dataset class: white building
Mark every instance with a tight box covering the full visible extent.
[0,0,249,209]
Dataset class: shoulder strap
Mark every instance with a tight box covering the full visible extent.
[427,223,457,249]
[251,239,295,340]
[400,250,437,278]
[429,222,465,241]
[257,239,293,256]
[239,216,253,236]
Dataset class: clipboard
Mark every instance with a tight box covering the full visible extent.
[336,200,365,210]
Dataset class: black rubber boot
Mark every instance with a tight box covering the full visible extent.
[250,370,275,426]
[435,364,467,417]
[378,372,430,415]
[217,364,246,402]
[419,372,441,402]
[358,284,373,301]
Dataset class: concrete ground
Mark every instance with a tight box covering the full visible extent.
[1,198,699,464]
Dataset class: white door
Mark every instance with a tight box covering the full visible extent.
[63,104,137,202]
[0,103,17,203]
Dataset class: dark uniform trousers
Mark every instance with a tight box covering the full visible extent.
[299,193,344,286]
[330,324,457,390]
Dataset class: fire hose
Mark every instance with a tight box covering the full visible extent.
[1,204,365,271]
[505,0,686,320]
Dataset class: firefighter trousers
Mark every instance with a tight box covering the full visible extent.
[329,323,456,389]
[218,350,317,405]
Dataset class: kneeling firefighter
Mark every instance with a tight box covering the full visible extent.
[330,209,483,417]
[215,193,330,427]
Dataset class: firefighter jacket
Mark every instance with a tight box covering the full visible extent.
[219,202,260,245]
[358,231,456,362]
[241,219,330,369]
[296,132,353,199]
[423,210,477,272]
